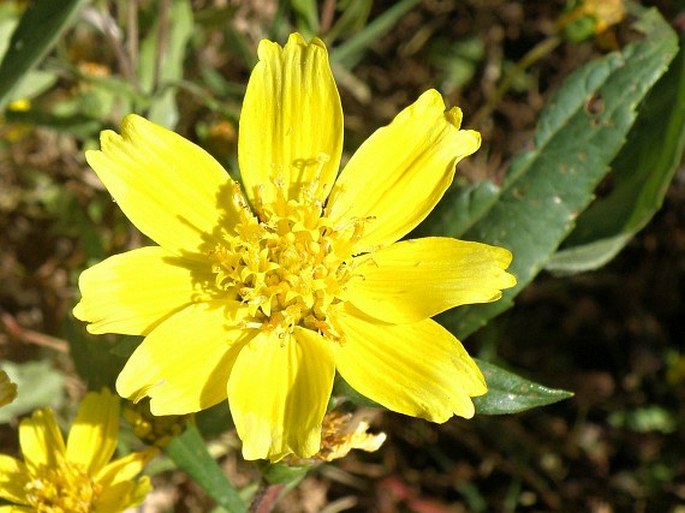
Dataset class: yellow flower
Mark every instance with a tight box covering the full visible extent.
[73,33,516,461]
[0,371,17,408]
[0,389,157,512]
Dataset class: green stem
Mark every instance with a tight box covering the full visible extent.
[248,482,285,513]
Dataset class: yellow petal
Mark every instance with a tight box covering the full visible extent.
[95,478,152,513]
[239,33,343,206]
[95,449,157,511]
[0,507,32,513]
[228,327,335,461]
[95,449,157,512]
[116,301,248,415]
[0,454,30,505]
[66,389,119,475]
[326,90,481,251]
[331,304,486,422]
[73,246,215,336]
[86,114,236,255]
[95,448,157,486]
[18,408,66,473]
[349,237,516,323]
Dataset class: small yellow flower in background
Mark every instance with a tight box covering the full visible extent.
[0,389,157,512]
[7,99,30,112]
[584,0,626,34]
[0,371,17,408]
[73,33,516,461]
[558,0,626,45]
[0,99,32,143]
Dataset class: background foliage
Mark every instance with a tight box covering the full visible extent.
[1,0,684,511]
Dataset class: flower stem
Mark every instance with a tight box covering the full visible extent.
[249,482,285,513]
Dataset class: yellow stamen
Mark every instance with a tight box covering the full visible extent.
[209,177,368,338]
[25,458,101,513]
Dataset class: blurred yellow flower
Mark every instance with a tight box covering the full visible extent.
[0,370,17,408]
[584,0,626,34]
[558,0,626,44]
[0,389,156,512]
[74,33,515,461]
[7,99,30,112]
[0,99,32,143]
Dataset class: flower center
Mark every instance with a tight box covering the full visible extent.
[25,460,101,513]
[210,178,365,339]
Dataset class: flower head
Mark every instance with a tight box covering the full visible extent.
[0,389,156,512]
[73,33,516,461]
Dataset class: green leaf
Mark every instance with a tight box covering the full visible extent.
[139,0,194,127]
[165,423,247,513]
[10,69,58,103]
[429,36,485,94]
[546,34,685,274]
[65,319,126,391]
[473,359,573,415]
[289,0,319,35]
[0,2,21,58]
[325,0,373,44]
[5,109,101,139]
[415,178,500,238]
[434,7,678,339]
[0,0,87,110]
[330,0,420,68]
[543,233,632,274]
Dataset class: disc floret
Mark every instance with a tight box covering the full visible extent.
[25,459,101,513]
[210,177,365,339]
